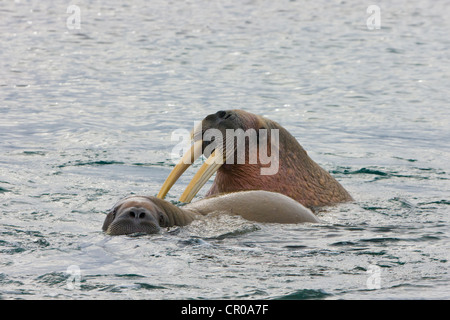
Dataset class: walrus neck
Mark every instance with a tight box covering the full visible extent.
[147,197,197,227]
[168,206,197,226]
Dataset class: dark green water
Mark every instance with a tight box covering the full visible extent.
[1,0,449,299]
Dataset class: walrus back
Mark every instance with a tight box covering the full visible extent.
[186,190,319,224]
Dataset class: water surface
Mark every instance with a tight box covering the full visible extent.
[1,0,449,299]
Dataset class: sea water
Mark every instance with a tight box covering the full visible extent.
[1,0,449,299]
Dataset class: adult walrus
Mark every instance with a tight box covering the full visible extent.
[103,190,319,235]
[158,109,352,208]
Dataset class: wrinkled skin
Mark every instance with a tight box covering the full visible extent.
[198,110,353,208]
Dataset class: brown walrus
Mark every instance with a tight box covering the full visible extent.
[103,190,319,235]
[158,109,352,208]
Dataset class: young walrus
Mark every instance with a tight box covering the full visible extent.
[103,190,319,235]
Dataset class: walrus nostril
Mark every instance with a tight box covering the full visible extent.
[129,210,146,219]
[216,110,227,118]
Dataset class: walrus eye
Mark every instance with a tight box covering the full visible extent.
[109,208,116,220]
[158,212,166,227]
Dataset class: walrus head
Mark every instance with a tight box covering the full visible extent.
[102,196,170,235]
[157,109,276,202]
[157,109,353,208]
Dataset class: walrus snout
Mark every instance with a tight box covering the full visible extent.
[199,110,238,152]
[103,197,170,236]
[203,110,240,132]
[106,207,160,236]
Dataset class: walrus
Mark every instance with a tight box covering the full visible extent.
[103,190,319,235]
[157,109,352,208]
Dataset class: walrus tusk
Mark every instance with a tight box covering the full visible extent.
[179,137,236,202]
[157,140,203,199]
[178,150,222,203]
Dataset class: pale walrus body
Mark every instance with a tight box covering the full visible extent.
[103,190,319,235]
